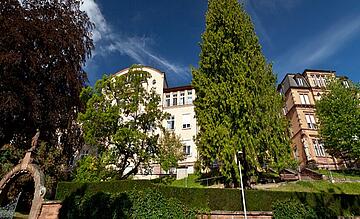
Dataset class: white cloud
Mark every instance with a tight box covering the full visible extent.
[242,0,302,48]
[80,0,110,43]
[80,0,189,80]
[244,1,273,47]
[246,0,301,13]
[276,14,360,73]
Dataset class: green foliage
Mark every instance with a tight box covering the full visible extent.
[2,141,73,202]
[127,189,196,219]
[170,174,205,188]
[78,65,169,179]
[151,175,176,185]
[317,169,360,181]
[267,180,360,195]
[34,141,70,198]
[316,80,360,167]
[0,144,23,177]
[272,199,317,219]
[157,130,185,172]
[72,155,115,183]
[59,189,197,219]
[56,180,360,216]
[192,0,293,186]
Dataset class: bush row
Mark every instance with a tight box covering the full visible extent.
[56,180,360,216]
[59,189,198,219]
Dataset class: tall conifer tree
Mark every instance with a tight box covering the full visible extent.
[192,0,293,186]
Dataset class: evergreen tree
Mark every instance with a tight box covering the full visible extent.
[316,80,360,167]
[192,0,293,186]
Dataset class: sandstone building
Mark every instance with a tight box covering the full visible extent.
[114,66,198,177]
[278,69,349,169]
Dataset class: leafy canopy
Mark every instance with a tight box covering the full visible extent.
[78,65,183,179]
[192,0,293,185]
[316,80,360,167]
[157,131,185,172]
[0,0,93,197]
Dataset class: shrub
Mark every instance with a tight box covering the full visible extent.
[59,189,197,219]
[272,199,317,219]
[56,180,360,216]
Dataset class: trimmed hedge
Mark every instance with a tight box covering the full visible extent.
[56,180,360,216]
[59,189,198,219]
[272,199,317,219]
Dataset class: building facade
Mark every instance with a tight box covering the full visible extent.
[278,69,347,169]
[115,66,198,176]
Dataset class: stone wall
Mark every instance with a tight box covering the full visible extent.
[37,201,272,219]
[197,211,272,219]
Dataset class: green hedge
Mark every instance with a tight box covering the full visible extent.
[56,180,154,200]
[56,180,360,216]
[272,199,317,219]
[59,189,198,219]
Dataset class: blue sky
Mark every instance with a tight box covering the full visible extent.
[81,0,360,87]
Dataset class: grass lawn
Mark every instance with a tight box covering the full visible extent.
[317,169,360,181]
[268,180,360,195]
[170,174,205,188]
[170,173,360,196]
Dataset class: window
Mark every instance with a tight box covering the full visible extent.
[180,92,185,105]
[313,139,326,157]
[305,114,316,129]
[173,93,177,106]
[183,145,191,155]
[182,114,191,129]
[187,90,193,104]
[311,75,316,86]
[282,106,288,115]
[293,146,299,160]
[342,80,349,88]
[313,75,326,87]
[316,75,322,87]
[312,75,325,87]
[320,76,327,87]
[165,94,171,107]
[299,94,310,104]
[279,88,284,95]
[296,78,304,86]
[167,116,175,130]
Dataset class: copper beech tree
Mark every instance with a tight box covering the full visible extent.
[0,0,93,195]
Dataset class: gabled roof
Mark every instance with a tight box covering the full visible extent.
[163,85,193,93]
[303,69,335,74]
[278,73,310,94]
[113,65,169,88]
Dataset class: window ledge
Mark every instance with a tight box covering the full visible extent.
[163,103,193,108]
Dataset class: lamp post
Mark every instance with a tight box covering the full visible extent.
[236,151,247,219]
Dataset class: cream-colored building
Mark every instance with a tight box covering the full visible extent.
[114,66,198,176]
[278,69,349,169]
